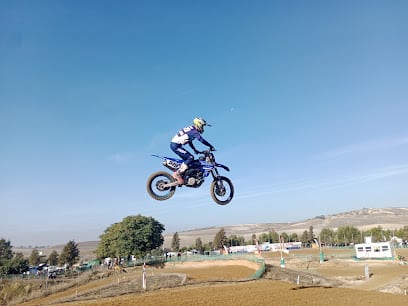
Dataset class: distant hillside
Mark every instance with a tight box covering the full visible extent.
[163,207,408,247]
[14,241,98,261]
[15,207,408,256]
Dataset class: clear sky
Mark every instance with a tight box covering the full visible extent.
[1,1,407,247]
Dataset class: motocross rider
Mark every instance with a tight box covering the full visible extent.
[170,117,215,184]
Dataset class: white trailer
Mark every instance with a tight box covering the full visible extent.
[355,238,394,259]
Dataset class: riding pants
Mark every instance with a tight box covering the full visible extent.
[170,142,194,166]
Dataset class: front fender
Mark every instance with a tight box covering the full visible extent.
[215,163,230,171]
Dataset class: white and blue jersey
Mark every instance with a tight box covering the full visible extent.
[171,125,204,145]
[170,125,212,165]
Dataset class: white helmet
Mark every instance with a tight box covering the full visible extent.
[193,117,210,133]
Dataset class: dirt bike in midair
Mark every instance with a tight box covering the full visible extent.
[146,149,234,205]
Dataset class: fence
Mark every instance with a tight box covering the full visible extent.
[2,253,266,281]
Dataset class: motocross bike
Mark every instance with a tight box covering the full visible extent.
[146,149,234,205]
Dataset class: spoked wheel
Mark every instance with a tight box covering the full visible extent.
[210,176,234,205]
[146,171,176,201]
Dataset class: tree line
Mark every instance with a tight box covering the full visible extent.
[2,214,407,275]
[0,215,165,275]
[170,225,408,253]
[0,239,80,275]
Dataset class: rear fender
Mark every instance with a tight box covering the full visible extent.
[151,154,183,163]
[152,155,182,171]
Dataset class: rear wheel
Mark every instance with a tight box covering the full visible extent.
[210,176,234,205]
[146,171,176,201]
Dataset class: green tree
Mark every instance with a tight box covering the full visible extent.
[258,233,269,243]
[308,226,315,243]
[0,240,30,275]
[0,238,13,262]
[226,235,236,246]
[320,228,335,246]
[300,230,309,247]
[337,226,361,245]
[3,252,29,275]
[204,241,213,252]
[29,249,41,266]
[237,236,245,246]
[59,240,80,268]
[280,232,289,243]
[195,238,203,254]
[171,232,180,252]
[366,226,387,242]
[48,250,59,266]
[213,228,227,250]
[227,235,245,246]
[268,230,280,243]
[289,233,299,242]
[96,215,165,259]
[395,226,408,240]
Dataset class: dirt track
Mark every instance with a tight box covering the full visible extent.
[66,280,408,306]
[20,249,408,306]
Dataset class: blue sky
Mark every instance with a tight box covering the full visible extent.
[1,1,407,246]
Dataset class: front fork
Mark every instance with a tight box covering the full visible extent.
[210,168,220,181]
[211,169,226,195]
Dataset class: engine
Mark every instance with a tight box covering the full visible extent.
[184,168,204,187]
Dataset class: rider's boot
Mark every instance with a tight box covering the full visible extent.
[173,163,188,185]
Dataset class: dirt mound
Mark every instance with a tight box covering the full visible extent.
[16,255,408,306]
[62,279,408,306]
[265,264,343,288]
[19,259,260,305]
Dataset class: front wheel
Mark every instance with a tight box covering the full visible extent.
[146,171,176,201]
[210,176,234,205]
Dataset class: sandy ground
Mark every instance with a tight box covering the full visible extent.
[66,280,408,306]
[19,248,408,306]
